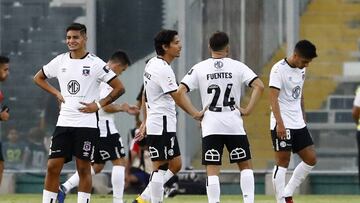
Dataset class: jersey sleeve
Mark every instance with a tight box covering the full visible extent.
[241,64,258,87]
[96,60,117,83]
[99,83,112,100]
[181,67,199,92]
[42,55,61,79]
[158,66,178,94]
[354,87,360,107]
[269,65,282,90]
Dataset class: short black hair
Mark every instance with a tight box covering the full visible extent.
[154,29,178,56]
[66,23,87,35]
[0,55,9,64]
[209,31,229,51]
[110,50,131,66]
[295,40,317,59]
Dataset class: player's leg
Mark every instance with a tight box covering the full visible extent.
[43,127,69,203]
[270,129,292,203]
[283,127,315,202]
[226,135,254,203]
[111,158,126,203]
[74,127,97,203]
[0,142,4,186]
[149,160,168,203]
[43,158,65,203]
[203,135,224,203]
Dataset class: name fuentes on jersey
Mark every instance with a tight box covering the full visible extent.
[206,72,232,80]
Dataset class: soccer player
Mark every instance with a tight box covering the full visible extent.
[0,55,10,186]
[133,29,183,203]
[33,23,124,203]
[269,40,317,203]
[352,86,360,184]
[57,50,138,203]
[175,31,264,203]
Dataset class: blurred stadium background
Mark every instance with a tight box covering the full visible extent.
[0,0,360,197]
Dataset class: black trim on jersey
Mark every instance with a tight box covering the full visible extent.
[106,120,111,135]
[164,89,177,94]
[69,52,89,59]
[41,68,48,79]
[106,75,117,84]
[284,58,296,68]
[269,86,280,90]
[95,111,99,128]
[180,82,190,92]
[162,116,167,132]
[248,76,258,87]
[157,56,170,65]
[273,165,279,179]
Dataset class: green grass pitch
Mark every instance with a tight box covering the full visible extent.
[2,194,360,203]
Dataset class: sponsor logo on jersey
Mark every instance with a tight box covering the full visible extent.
[187,68,194,75]
[144,71,152,80]
[168,149,174,156]
[67,80,80,94]
[292,85,301,99]
[280,141,287,148]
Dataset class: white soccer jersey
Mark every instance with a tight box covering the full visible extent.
[143,56,178,135]
[269,59,306,130]
[42,52,116,128]
[181,57,257,137]
[354,86,360,107]
[98,82,118,137]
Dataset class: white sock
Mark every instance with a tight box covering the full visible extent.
[284,161,314,197]
[77,191,91,203]
[42,189,57,203]
[112,165,125,203]
[206,175,220,203]
[63,167,95,193]
[150,171,164,203]
[240,169,254,203]
[140,169,168,201]
[272,165,287,203]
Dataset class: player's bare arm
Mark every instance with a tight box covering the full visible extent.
[352,105,360,124]
[172,84,204,121]
[135,93,147,141]
[269,87,286,139]
[79,77,125,113]
[240,78,264,116]
[102,103,139,115]
[33,69,65,103]
[301,94,306,122]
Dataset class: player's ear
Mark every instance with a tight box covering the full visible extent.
[162,44,169,52]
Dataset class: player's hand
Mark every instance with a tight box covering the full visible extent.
[123,103,140,115]
[78,102,99,113]
[238,106,250,116]
[55,92,65,103]
[193,105,208,121]
[276,123,286,140]
[134,122,146,141]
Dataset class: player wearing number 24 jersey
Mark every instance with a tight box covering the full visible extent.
[177,31,264,203]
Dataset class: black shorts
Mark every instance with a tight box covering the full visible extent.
[202,135,251,165]
[270,126,314,153]
[0,142,3,161]
[93,133,126,164]
[49,127,97,163]
[147,132,181,161]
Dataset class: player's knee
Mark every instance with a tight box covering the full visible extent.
[304,156,317,166]
[46,162,61,176]
[169,160,182,173]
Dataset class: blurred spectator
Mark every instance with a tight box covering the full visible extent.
[352,86,360,184]
[2,128,26,170]
[24,127,47,169]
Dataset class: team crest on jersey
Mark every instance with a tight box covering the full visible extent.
[82,66,90,76]
[214,61,223,69]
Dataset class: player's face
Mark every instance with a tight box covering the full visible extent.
[108,60,128,76]
[165,35,182,58]
[66,30,87,52]
[294,53,312,69]
[0,63,9,81]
